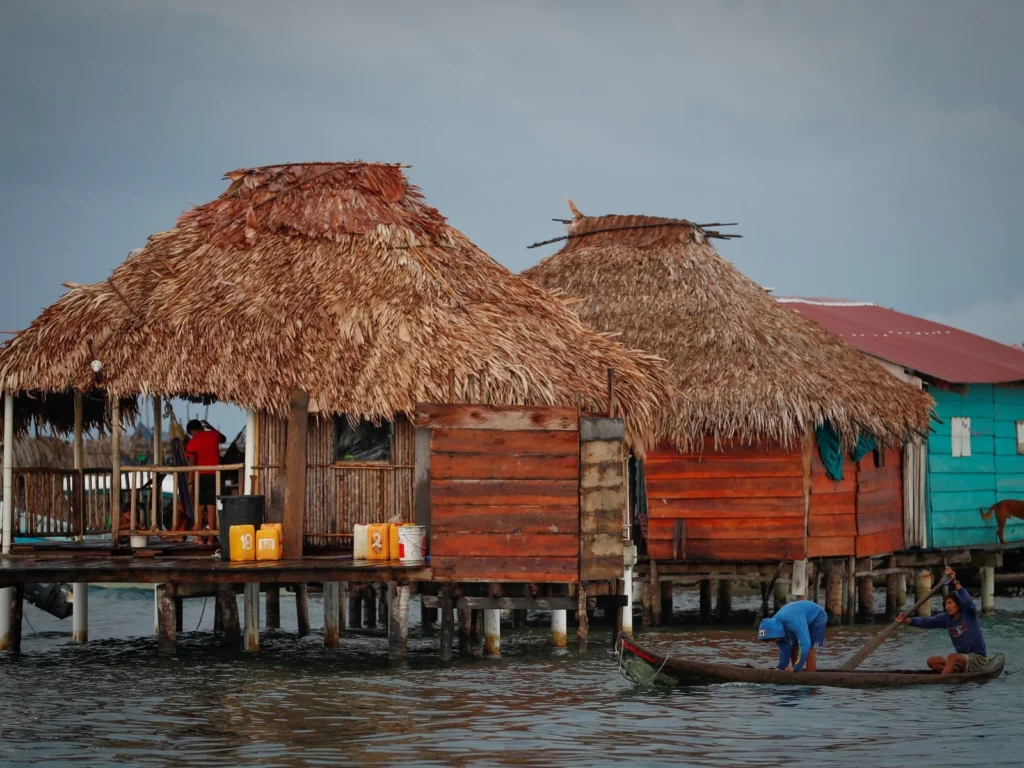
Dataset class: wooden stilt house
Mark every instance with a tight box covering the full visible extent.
[523,208,934,571]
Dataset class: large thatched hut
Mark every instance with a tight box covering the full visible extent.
[523,207,934,572]
[0,164,670,551]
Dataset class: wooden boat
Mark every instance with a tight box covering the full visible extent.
[616,632,1005,689]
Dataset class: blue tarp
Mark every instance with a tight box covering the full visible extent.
[815,422,877,481]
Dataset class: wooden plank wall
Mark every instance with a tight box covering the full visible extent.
[578,418,626,582]
[854,446,904,557]
[808,447,857,558]
[417,404,581,583]
[256,411,416,551]
[929,385,1024,547]
[644,438,806,562]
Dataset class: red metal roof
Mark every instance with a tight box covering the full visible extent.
[777,298,1024,385]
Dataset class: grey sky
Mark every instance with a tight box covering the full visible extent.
[2,0,1023,357]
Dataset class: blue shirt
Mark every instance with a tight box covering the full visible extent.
[759,600,828,672]
[910,587,987,657]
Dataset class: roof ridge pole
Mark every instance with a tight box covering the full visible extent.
[1,392,14,650]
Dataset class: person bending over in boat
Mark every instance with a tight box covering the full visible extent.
[896,566,988,675]
[757,600,828,672]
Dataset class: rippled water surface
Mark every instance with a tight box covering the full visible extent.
[2,588,1022,766]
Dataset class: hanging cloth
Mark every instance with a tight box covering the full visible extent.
[815,422,878,481]
[630,454,649,550]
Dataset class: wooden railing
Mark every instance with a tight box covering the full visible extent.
[12,468,81,537]
[121,463,244,538]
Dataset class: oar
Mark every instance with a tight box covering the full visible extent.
[753,550,790,627]
[838,574,951,672]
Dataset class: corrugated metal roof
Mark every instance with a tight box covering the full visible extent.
[777,298,1024,385]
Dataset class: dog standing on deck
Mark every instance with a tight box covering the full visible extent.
[980,500,1024,544]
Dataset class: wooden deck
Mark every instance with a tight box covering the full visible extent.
[0,552,431,587]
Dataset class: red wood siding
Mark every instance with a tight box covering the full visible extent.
[418,405,581,583]
[808,450,857,558]
[645,439,806,562]
[855,446,904,557]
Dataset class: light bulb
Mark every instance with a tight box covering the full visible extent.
[91,360,102,373]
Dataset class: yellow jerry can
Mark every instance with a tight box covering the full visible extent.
[389,524,402,561]
[261,522,283,544]
[256,527,281,561]
[229,524,256,562]
[367,523,390,561]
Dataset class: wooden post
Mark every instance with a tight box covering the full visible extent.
[845,555,857,623]
[791,559,807,601]
[323,582,341,647]
[512,608,527,629]
[296,584,310,637]
[282,390,309,559]
[812,563,821,604]
[266,586,281,629]
[483,609,501,656]
[439,585,454,662]
[243,409,256,495]
[339,582,348,636]
[825,563,842,620]
[717,579,732,622]
[620,562,634,636]
[982,566,995,614]
[364,585,378,627]
[378,582,388,627]
[641,575,654,626]
[551,609,568,648]
[421,601,437,628]
[858,576,875,618]
[885,557,901,619]
[699,580,712,621]
[153,395,163,466]
[773,579,788,613]
[840,560,850,620]
[5,394,23,645]
[896,569,907,607]
[157,583,177,653]
[577,583,589,653]
[111,396,122,544]
[72,582,88,644]
[650,561,661,626]
[470,610,484,656]
[243,582,259,651]
[72,394,88,643]
[388,583,410,660]
[914,569,933,618]
[216,585,240,643]
[458,608,472,655]
[175,596,184,633]
[659,580,673,625]
[349,584,363,629]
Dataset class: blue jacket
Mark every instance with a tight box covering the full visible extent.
[910,587,987,657]
[758,600,828,672]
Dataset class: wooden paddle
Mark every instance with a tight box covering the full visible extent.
[838,574,951,672]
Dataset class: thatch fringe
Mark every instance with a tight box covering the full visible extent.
[0,164,672,452]
[522,208,934,451]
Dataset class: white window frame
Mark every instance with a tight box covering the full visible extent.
[1016,420,1024,455]
[951,417,971,458]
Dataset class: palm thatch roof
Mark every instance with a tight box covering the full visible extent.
[0,164,671,449]
[522,207,934,450]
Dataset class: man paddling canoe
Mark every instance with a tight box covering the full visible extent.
[757,600,828,672]
[896,566,989,675]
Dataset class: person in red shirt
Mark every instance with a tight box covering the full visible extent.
[185,419,226,533]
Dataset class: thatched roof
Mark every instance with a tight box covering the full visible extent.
[522,208,934,450]
[0,164,670,449]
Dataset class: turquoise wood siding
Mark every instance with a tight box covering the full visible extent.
[928,385,1024,548]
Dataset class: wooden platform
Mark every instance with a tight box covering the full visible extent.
[0,553,431,587]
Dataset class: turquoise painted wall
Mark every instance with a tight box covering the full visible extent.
[928,385,1024,548]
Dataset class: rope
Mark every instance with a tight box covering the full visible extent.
[195,597,209,631]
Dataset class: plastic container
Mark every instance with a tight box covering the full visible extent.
[367,523,390,561]
[218,495,265,561]
[261,522,283,544]
[353,524,369,559]
[389,524,401,561]
[398,525,427,562]
[256,527,281,561]
[130,535,149,549]
[229,524,256,562]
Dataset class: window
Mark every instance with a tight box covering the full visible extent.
[872,447,885,468]
[1017,421,1024,455]
[951,417,971,458]
[333,417,392,462]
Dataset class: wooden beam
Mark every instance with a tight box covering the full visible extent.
[282,390,309,559]
[439,584,454,662]
[110,397,122,545]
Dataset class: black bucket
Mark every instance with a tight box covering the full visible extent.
[218,495,266,561]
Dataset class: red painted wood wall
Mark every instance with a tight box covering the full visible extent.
[644,438,807,562]
[807,449,857,558]
[417,404,581,583]
[854,445,904,557]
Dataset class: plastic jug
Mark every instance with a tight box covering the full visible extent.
[261,522,283,544]
[353,523,369,559]
[256,527,281,561]
[229,524,256,562]
[389,524,402,561]
[367,523,390,561]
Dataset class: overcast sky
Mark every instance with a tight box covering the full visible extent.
[2,0,1022,358]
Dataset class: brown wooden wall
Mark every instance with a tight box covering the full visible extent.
[808,449,857,558]
[256,411,415,551]
[854,445,904,557]
[417,404,581,583]
[644,438,807,562]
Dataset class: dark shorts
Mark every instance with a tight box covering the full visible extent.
[198,474,216,506]
[810,615,828,648]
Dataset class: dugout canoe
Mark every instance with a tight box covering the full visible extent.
[616,632,1005,689]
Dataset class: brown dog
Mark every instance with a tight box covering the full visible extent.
[980,500,1024,544]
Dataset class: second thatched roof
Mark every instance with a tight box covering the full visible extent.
[522,208,934,450]
[0,164,671,449]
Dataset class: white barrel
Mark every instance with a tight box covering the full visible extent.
[397,525,426,562]
[353,524,369,560]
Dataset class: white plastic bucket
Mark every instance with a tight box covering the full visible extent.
[398,525,426,562]
[353,523,369,560]
[130,535,148,548]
